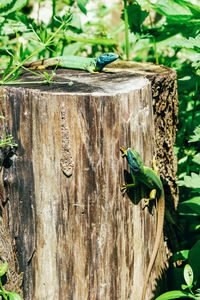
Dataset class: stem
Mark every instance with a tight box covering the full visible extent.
[0,279,7,299]
[124,0,130,61]
[2,80,49,85]
[55,35,117,46]
[1,22,66,84]
[186,155,191,176]
[51,0,56,31]
[146,0,159,64]
[37,0,41,24]
[191,81,198,128]
[154,37,159,64]
[2,80,71,85]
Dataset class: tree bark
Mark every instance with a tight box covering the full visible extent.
[0,64,178,300]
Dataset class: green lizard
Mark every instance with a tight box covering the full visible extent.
[23,53,119,73]
[120,146,165,300]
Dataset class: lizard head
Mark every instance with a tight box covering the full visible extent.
[96,53,119,70]
[127,148,144,174]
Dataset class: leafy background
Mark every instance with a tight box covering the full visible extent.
[0,0,200,298]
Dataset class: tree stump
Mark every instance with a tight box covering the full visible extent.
[0,64,178,300]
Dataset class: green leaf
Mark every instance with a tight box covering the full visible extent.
[181,284,189,290]
[170,250,189,263]
[178,156,188,165]
[62,42,82,56]
[0,0,14,5]
[0,262,8,277]
[142,19,200,42]
[121,2,148,34]
[177,173,200,189]
[178,197,200,215]
[69,13,82,32]
[2,56,13,81]
[0,0,15,14]
[189,126,200,142]
[193,153,200,165]
[196,289,200,297]
[7,292,22,300]
[2,20,29,35]
[167,35,200,51]
[188,240,200,282]
[77,0,88,15]
[151,0,195,20]
[43,72,49,79]
[0,0,28,16]
[184,264,193,286]
[177,0,200,17]
[155,290,196,299]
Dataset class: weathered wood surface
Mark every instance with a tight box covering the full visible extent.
[109,61,179,252]
[0,64,178,300]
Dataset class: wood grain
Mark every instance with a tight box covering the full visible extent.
[0,65,178,300]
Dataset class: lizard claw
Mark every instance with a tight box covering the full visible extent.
[142,198,150,210]
[120,146,128,158]
[121,184,127,195]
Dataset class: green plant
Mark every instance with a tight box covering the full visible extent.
[155,241,200,299]
[0,0,118,85]
[0,0,27,16]
[123,0,130,60]
[117,1,200,297]
[175,126,200,251]
[121,0,149,60]
[0,262,22,300]
[0,116,17,148]
[0,14,72,85]
[154,124,200,298]
[0,134,17,148]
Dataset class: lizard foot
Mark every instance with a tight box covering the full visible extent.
[142,198,150,210]
[120,146,128,158]
[121,182,136,195]
[152,156,159,175]
[121,184,128,195]
[37,65,46,70]
[142,189,157,210]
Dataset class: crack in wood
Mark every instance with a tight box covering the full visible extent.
[60,109,74,177]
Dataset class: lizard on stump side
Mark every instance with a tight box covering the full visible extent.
[120,147,165,300]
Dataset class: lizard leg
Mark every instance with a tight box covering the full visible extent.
[142,156,160,207]
[152,156,159,175]
[121,174,137,195]
[143,188,157,209]
[84,64,99,73]
[120,146,128,157]
[142,156,160,208]
[86,67,98,73]
[120,146,136,195]
[121,183,136,195]
[37,65,46,70]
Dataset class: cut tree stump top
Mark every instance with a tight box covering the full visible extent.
[3,59,174,94]
[6,68,151,95]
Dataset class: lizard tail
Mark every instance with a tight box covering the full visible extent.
[141,189,165,300]
[22,60,45,68]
